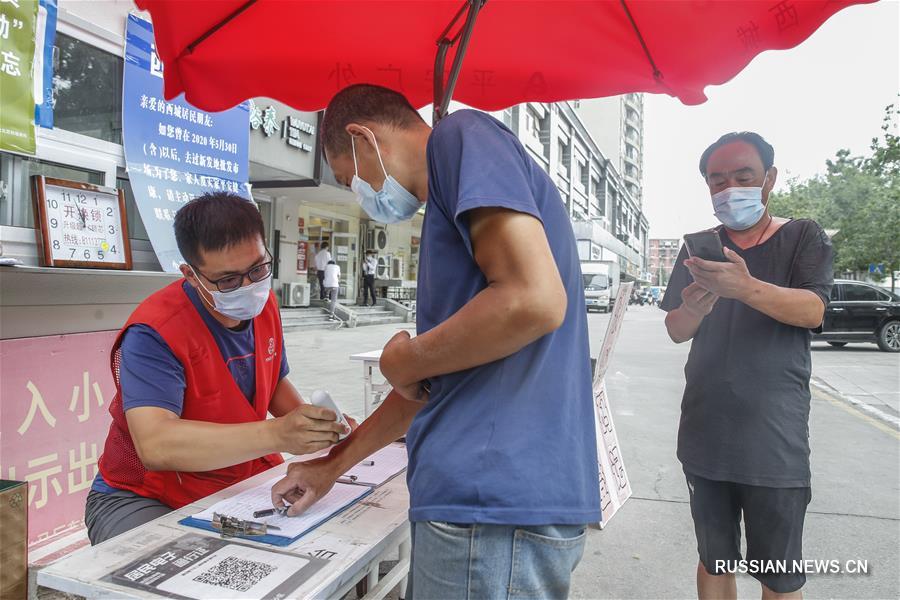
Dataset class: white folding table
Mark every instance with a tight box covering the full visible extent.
[349,350,391,417]
[37,455,411,599]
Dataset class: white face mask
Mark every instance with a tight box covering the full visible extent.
[191,269,270,321]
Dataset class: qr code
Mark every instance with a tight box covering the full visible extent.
[193,556,276,592]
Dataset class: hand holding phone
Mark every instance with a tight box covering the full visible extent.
[683,231,727,262]
[309,390,351,441]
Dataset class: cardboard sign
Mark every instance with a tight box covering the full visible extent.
[0,480,28,598]
[594,281,634,528]
[594,281,633,385]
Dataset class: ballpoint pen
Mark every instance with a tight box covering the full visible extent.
[252,506,289,519]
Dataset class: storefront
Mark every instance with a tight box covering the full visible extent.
[0,2,423,561]
[0,2,178,560]
[269,179,424,307]
[247,98,423,307]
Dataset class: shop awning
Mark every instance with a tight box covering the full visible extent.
[134,0,873,116]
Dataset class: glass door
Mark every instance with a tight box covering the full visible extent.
[331,232,357,301]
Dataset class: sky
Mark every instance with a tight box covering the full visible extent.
[642,0,900,239]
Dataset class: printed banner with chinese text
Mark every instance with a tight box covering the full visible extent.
[0,0,37,154]
[123,14,249,272]
[0,331,117,550]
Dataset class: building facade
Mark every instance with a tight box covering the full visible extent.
[575,94,645,203]
[247,98,423,307]
[0,2,423,310]
[474,101,650,287]
[649,238,681,286]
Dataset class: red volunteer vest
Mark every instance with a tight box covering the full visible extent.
[98,280,284,508]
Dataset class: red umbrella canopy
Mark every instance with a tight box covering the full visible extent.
[136,0,874,113]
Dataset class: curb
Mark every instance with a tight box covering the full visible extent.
[811,377,900,430]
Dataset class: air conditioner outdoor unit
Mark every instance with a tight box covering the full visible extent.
[282,282,310,307]
[367,225,389,251]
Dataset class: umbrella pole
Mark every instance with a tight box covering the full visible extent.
[433,0,485,124]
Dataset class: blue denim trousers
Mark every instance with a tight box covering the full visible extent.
[407,521,587,600]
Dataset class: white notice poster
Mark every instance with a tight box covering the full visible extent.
[595,281,633,528]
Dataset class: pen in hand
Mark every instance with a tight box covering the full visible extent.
[256,474,359,519]
[252,506,288,519]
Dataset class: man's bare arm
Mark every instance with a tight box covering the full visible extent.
[380,207,567,388]
[126,403,345,472]
[687,248,824,329]
[271,390,422,516]
[664,282,720,343]
[268,377,304,417]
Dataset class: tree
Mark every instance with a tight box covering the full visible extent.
[769,104,900,292]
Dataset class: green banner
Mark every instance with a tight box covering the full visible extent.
[0,0,37,154]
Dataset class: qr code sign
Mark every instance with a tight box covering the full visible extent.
[193,556,276,592]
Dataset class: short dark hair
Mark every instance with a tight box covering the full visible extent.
[699,132,775,177]
[321,84,424,158]
[320,241,330,249]
[174,192,264,265]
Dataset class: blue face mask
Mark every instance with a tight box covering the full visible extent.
[350,128,421,224]
[711,173,768,231]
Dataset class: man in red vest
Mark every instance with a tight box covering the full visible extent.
[86,192,348,545]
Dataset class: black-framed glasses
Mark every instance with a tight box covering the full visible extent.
[192,250,274,293]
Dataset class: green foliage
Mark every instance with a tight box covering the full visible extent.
[768,104,899,286]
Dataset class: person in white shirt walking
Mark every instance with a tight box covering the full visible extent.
[314,242,332,300]
[323,260,341,320]
[362,250,378,306]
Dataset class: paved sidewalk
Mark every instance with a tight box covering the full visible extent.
[283,323,415,419]
[809,341,900,425]
[284,308,899,599]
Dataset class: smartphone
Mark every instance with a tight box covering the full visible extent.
[683,231,727,262]
[309,390,351,441]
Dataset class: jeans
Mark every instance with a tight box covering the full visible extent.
[407,521,587,600]
[326,287,338,316]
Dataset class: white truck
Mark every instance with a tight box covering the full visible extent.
[581,261,619,313]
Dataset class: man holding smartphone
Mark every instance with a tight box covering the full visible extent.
[660,132,833,599]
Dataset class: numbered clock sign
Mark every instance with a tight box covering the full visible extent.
[31,176,133,270]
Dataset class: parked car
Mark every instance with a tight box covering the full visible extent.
[814,280,900,352]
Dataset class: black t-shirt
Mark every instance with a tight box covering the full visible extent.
[660,219,834,487]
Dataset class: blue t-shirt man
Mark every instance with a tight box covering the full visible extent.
[406,110,600,525]
[92,281,288,493]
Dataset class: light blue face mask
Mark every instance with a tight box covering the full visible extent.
[350,128,421,224]
[712,172,768,231]
[191,268,270,321]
